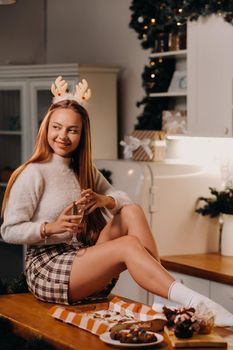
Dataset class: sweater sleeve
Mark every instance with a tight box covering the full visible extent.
[1,164,45,244]
[94,166,133,215]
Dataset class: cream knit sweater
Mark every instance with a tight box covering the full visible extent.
[1,154,132,245]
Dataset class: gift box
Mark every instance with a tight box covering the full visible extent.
[121,130,167,162]
[49,296,166,336]
[162,110,187,135]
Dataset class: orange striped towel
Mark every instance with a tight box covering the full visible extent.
[109,296,160,321]
[49,297,165,336]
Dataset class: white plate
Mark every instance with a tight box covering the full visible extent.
[99,331,164,347]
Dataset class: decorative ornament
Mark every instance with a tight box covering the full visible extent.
[120,136,153,160]
[129,0,233,51]
[51,76,91,107]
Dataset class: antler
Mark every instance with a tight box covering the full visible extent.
[51,76,68,96]
[74,79,91,105]
[51,76,91,107]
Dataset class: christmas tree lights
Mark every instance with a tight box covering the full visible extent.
[129,0,233,131]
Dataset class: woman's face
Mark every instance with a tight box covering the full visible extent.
[48,108,83,158]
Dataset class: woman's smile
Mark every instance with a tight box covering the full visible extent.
[55,139,71,147]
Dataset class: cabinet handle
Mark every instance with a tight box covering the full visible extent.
[225,127,229,135]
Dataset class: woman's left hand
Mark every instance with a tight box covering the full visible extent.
[81,188,115,214]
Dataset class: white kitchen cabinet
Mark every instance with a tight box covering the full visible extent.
[148,271,233,314]
[0,63,119,203]
[187,15,233,137]
[0,63,119,160]
[150,15,233,137]
[0,63,119,278]
[176,272,233,313]
[210,281,233,313]
[113,269,233,311]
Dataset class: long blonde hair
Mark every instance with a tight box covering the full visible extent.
[1,100,106,245]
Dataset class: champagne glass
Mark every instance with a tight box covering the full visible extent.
[71,201,85,243]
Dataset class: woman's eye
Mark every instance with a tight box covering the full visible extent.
[52,125,59,130]
[69,129,79,134]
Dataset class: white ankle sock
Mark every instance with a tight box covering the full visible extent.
[168,281,233,327]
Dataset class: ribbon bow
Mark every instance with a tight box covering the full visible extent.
[120,136,153,160]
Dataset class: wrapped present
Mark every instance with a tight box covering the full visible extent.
[48,296,166,336]
[120,130,167,161]
[162,110,187,135]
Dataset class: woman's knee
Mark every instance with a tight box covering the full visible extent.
[121,203,144,219]
[119,234,142,254]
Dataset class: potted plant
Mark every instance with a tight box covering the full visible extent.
[196,187,233,256]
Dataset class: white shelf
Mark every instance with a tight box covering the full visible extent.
[150,50,187,59]
[149,91,187,97]
[0,130,22,136]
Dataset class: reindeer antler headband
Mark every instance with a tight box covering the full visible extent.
[51,76,91,107]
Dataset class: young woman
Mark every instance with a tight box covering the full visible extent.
[1,77,233,327]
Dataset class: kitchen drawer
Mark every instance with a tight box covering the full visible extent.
[210,281,233,313]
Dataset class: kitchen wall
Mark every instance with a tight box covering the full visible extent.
[0,0,148,140]
[1,0,233,168]
[0,0,45,64]
[46,0,148,140]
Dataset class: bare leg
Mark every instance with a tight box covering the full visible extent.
[97,204,159,260]
[69,235,174,302]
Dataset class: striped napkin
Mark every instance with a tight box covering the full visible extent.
[49,296,165,336]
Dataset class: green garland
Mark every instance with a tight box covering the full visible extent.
[129,0,233,50]
[196,187,233,218]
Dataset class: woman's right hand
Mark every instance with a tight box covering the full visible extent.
[43,202,85,236]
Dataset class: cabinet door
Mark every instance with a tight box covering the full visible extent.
[187,16,233,137]
[0,81,29,212]
[0,82,28,278]
[210,281,233,313]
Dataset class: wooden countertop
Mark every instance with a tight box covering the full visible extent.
[0,293,232,350]
[161,253,233,286]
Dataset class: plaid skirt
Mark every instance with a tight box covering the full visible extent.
[25,242,118,305]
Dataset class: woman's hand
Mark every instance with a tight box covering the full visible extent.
[43,202,85,237]
[81,188,115,214]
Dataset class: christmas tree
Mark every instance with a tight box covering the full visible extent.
[129,0,233,130]
[130,0,233,51]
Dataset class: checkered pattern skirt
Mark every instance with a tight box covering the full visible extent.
[25,243,118,305]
